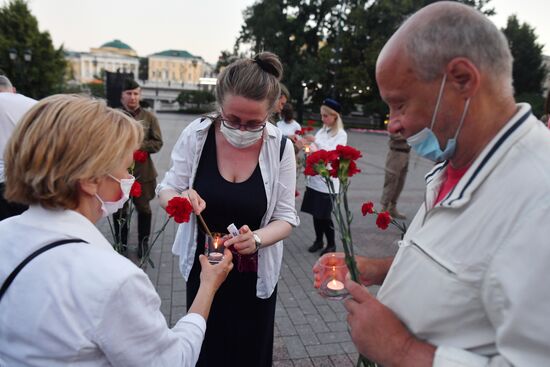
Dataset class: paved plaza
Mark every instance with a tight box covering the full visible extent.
[97,112,434,366]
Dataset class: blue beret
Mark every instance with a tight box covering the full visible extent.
[322,98,341,113]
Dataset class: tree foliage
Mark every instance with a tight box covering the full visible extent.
[0,0,66,98]
[502,15,545,96]
[177,90,215,110]
[237,0,495,122]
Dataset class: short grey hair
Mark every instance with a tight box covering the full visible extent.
[404,2,513,96]
[0,75,13,92]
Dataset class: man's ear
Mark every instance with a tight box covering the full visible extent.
[78,177,99,197]
[446,57,480,98]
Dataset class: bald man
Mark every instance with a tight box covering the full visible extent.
[338,2,550,366]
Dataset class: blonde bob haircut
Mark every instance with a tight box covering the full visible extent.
[4,94,143,210]
[320,105,344,137]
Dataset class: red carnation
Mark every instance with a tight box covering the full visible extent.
[295,129,304,136]
[329,159,339,178]
[376,211,392,230]
[130,181,142,198]
[335,145,362,161]
[306,150,328,166]
[165,197,193,224]
[307,120,316,126]
[304,164,318,176]
[133,150,148,163]
[304,126,315,132]
[347,160,361,177]
[361,201,374,216]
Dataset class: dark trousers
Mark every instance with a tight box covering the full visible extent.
[112,180,155,256]
[313,217,335,247]
[0,182,28,221]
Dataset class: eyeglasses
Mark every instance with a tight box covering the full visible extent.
[220,110,268,132]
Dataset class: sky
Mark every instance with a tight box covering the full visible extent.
[5,0,549,65]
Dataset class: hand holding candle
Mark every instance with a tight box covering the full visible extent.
[207,233,226,264]
[315,252,349,299]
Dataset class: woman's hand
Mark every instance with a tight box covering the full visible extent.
[198,249,233,292]
[303,135,316,143]
[224,224,257,255]
[158,188,206,215]
[184,188,206,215]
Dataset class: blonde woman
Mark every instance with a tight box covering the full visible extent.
[0,95,232,366]
[298,98,347,255]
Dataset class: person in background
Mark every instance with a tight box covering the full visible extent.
[269,83,289,124]
[296,98,347,255]
[0,94,233,366]
[0,75,36,221]
[276,102,301,141]
[113,78,163,258]
[156,52,299,367]
[315,2,550,366]
[380,132,410,219]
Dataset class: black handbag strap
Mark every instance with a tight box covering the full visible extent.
[280,135,287,161]
[0,238,87,302]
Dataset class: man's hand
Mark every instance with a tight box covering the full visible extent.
[313,254,392,288]
[344,279,435,367]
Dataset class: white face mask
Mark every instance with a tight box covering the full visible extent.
[220,122,263,148]
[95,174,135,217]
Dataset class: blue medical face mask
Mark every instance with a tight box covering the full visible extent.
[407,74,471,162]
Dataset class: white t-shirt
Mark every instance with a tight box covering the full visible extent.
[276,119,301,137]
[0,93,37,181]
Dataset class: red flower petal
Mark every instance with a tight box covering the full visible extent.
[335,145,362,161]
[166,196,193,223]
[376,211,392,230]
[361,201,374,216]
[130,181,142,198]
[133,150,148,163]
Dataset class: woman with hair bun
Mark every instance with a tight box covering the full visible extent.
[158,52,299,366]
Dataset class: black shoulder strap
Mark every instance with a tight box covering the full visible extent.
[280,135,287,161]
[0,238,87,302]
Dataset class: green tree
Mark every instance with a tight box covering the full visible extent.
[237,0,495,123]
[177,90,215,110]
[0,0,66,98]
[215,50,240,74]
[502,15,545,96]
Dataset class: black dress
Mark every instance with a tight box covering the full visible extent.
[187,125,276,367]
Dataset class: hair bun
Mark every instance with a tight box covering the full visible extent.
[253,52,283,80]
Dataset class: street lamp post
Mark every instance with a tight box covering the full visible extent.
[7,48,32,92]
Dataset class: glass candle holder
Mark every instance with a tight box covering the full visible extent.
[206,232,226,264]
[303,144,311,154]
[318,252,349,300]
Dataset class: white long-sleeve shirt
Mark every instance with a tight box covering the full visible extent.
[307,126,348,194]
[378,104,550,366]
[0,206,205,367]
[0,93,36,181]
[157,118,299,299]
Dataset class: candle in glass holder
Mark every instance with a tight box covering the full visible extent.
[304,144,311,153]
[207,234,225,264]
[318,256,349,300]
[327,278,344,291]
